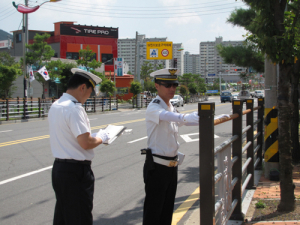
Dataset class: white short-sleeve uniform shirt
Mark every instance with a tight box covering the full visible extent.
[146,95,179,157]
[48,93,94,161]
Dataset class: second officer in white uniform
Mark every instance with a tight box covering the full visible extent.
[143,68,199,225]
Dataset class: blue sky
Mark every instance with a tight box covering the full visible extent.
[0,0,248,54]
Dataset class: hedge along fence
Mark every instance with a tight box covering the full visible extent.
[0,96,119,121]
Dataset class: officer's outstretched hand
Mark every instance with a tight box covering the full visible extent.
[183,112,199,123]
[96,129,111,143]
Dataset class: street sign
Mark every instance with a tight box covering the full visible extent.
[208,74,215,76]
[146,42,173,60]
[114,58,123,76]
[207,90,218,93]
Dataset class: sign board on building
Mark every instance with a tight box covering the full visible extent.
[114,58,123,76]
[206,90,219,94]
[0,40,11,49]
[146,42,173,60]
[60,24,118,39]
[208,74,215,76]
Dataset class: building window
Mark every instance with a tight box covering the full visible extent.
[66,52,79,60]
[16,33,22,43]
[102,54,113,65]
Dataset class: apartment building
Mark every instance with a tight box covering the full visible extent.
[200,37,246,83]
[118,34,184,76]
[184,51,200,75]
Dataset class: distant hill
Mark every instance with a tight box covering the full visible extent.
[0,29,13,41]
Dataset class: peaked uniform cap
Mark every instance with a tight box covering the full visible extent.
[150,68,181,83]
[71,68,102,86]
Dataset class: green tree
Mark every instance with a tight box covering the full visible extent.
[77,46,102,71]
[179,84,188,102]
[212,77,225,92]
[129,80,143,96]
[153,63,164,70]
[143,77,156,93]
[216,44,264,73]
[24,33,55,98]
[100,79,116,97]
[0,52,22,98]
[140,61,154,80]
[228,0,300,211]
[178,73,195,87]
[188,83,198,95]
[47,60,66,80]
[58,62,78,93]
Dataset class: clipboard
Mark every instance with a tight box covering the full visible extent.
[102,125,127,145]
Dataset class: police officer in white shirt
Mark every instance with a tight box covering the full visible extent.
[143,68,199,225]
[49,68,110,225]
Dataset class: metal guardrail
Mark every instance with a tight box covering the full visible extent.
[0,97,120,122]
[198,98,264,225]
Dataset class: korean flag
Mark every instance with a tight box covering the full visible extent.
[37,66,50,81]
[28,66,35,82]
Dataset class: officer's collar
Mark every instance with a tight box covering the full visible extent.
[156,95,173,111]
[62,93,80,103]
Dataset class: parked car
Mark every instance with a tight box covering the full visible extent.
[238,90,251,102]
[232,93,239,100]
[254,90,264,98]
[220,91,232,103]
[170,95,184,107]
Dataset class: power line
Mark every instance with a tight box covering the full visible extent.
[40,5,244,18]
[41,7,234,19]
[0,10,19,22]
[0,1,22,14]
[58,0,234,9]
[47,1,244,12]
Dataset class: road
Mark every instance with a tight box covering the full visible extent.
[0,96,256,225]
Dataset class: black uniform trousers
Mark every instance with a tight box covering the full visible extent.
[52,160,94,225]
[143,162,178,225]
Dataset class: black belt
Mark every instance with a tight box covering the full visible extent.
[55,158,92,165]
[152,154,177,160]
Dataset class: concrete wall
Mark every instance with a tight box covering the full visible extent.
[11,76,47,99]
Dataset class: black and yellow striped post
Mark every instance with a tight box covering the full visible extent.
[264,107,279,162]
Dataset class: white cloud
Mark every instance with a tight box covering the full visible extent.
[184,38,200,54]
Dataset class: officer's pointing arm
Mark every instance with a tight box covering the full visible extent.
[159,111,199,125]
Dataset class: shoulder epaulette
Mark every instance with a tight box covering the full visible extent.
[72,100,82,106]
[153,99,160,104]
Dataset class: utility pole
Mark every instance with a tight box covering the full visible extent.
[22,0,29,118]
[135,31,138,81]
[219,71,222,93]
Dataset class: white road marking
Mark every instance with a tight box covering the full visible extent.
[0,166,53,186]
[0,130,12,133]
[128,136,147,143]
[180,133,219,143]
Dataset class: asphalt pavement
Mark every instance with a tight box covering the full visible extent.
[0,97,253,225]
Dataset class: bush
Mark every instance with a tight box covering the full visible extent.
[127,99,132,104]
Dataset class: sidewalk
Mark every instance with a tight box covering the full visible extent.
[184,165,300,225]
